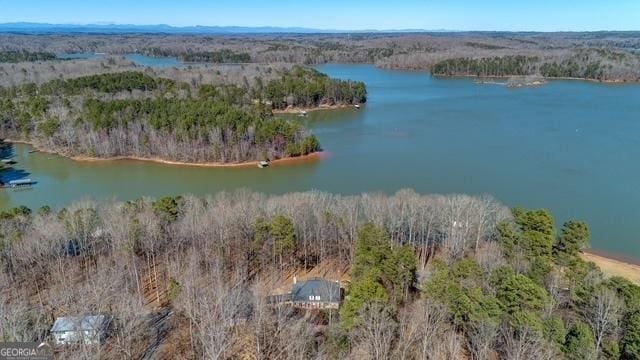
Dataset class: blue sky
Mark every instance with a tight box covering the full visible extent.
[0,0,638,31]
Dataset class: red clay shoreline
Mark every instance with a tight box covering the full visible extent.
[5,139,324,168]
[431,73,639,84]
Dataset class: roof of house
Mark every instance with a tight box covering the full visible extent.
[291,277,341,302]
[51,315,111,333]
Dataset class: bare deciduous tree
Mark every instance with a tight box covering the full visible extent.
[466,321,499,360]
[500,324,557,360]
[584,287,623,354]
[350,303,398,360]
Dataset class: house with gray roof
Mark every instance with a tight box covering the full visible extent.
[269,277,342,309]
[50,314,111,345]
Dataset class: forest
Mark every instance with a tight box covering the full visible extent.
[1,32,639,81]
[0,50,57,63]
[431,51,623,81]
[431,56,537,78]
[0,66,364,163]
[180,50,251,63]
[141,48,252,63]
[263,66,366,109]
[37,71,173,95]
[0,190,638,359]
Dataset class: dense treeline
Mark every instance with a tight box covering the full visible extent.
[38,71,175,95]
[0,190,638,359]
[78,97,316,159]
[181,50,251,63]
[0,50,57,63]
[431,50,636,81]
[263,66,366,109]
[0,68,342,163]
[140,48,252,63]
[539,60,604,79]
[422,208,640,359]
[432,56,538,77]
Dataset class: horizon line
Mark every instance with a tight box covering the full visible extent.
[0,22,638,33]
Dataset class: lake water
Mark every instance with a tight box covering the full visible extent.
[57,53,182,67]
[2,64,640,258]
[124,54,182,68]
[57,52,103,60]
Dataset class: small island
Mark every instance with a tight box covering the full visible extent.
[430,52,640,83]
[0,63,366,165]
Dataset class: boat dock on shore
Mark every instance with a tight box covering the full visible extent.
[2,178,35,189]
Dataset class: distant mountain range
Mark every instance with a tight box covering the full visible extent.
[0,22,453,34]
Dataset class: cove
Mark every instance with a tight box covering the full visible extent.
[2,64,640,259]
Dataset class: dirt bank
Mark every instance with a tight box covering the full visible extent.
[581,250,640,285]
[5,139,324,168]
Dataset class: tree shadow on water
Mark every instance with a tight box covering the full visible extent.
[0,143,38,186]
[0,143,15,159]
[0,168,33,184]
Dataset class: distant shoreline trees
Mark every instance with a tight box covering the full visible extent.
[0,51,57,63]
[432,56,537,77]
[181,50,251,63]
[431,52,620,81]
[2,32,639,82]
[141,48,252,63]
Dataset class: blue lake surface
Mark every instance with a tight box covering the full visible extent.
[56,52,103,60]
[124,54,182,68]
[57,53,182,68]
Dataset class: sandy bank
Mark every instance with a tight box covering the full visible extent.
[5,139,324,168]
[581,250,640,285]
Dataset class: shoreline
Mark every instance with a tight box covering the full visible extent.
[5,145,640,285]
[431,73,638,84]
[272,103,360,114]
[69,151,324,168]
[5,139,324,168]
[581,249,640,285]
[375,64,639,84]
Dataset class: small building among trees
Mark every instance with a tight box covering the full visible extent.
[50,314,112,345]
[269,277,342,309]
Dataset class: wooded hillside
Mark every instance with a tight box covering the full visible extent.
[1,190,639,359]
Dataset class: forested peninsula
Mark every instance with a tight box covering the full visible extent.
[2,190,640,359]
[0,65,366,164]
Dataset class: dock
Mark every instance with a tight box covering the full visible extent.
[3,178,35,188]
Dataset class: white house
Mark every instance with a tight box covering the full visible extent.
[50,314,111,345]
